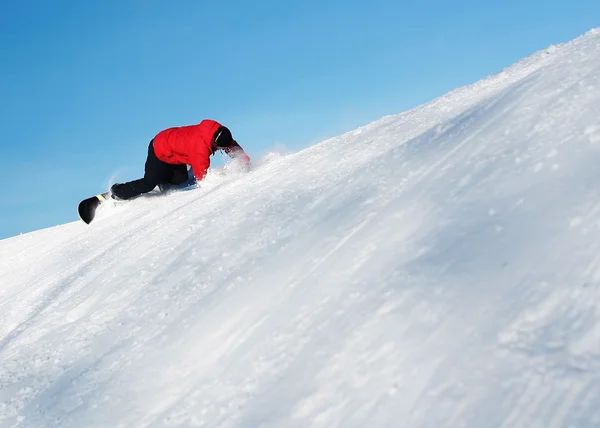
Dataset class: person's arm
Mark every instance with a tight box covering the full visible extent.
[190,148,211,181]
[224,140,251,164]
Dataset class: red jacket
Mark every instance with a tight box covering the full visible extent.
[152,119,250,180]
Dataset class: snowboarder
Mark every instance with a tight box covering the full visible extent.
[110,119,250,200]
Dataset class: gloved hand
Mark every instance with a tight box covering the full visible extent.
[241,160,252,173]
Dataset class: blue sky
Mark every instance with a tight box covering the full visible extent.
[1,0,598,240]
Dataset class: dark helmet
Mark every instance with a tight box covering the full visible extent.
[214,126,233,147]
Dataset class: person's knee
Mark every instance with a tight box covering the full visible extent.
[170,168,188,185]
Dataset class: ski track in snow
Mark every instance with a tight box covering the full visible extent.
[1,28,600,427]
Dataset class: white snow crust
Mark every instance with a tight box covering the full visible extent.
[2,29,600,428]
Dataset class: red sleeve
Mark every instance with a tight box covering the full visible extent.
[224,140,250,163]
[190,144,211,180]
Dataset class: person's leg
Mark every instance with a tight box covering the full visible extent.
[168,164,189,185]
[111,141,172,200]
[157,164,194,192]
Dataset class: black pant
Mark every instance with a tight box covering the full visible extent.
[111,140,188,200]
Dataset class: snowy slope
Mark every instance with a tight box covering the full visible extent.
[2,28,600,427]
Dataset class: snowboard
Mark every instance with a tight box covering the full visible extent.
[77,180,198,225]
[78,192,110,224]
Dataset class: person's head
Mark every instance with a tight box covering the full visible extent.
[213,126,233,149]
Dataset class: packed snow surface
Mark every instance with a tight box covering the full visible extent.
[2,29,600,427]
